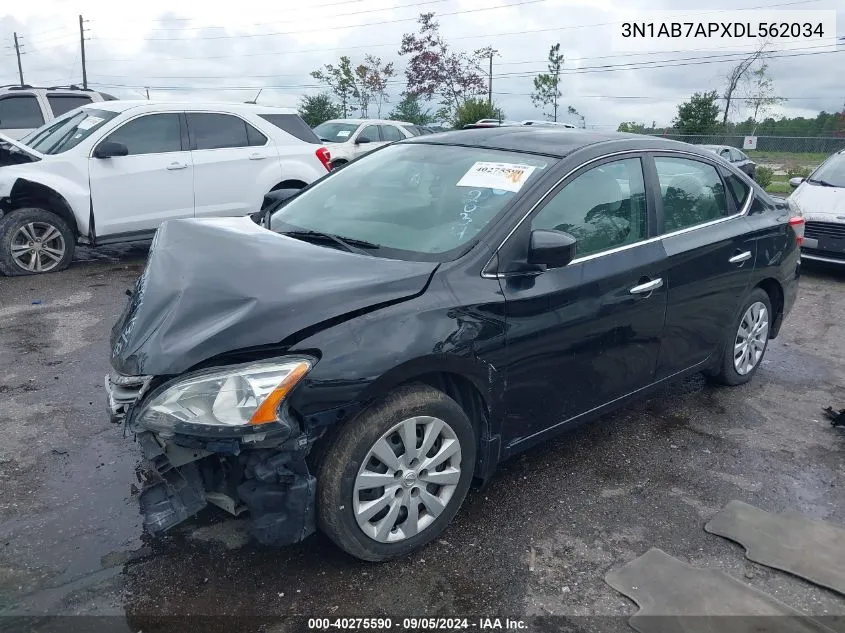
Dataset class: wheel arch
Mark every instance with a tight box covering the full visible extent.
[271,179,308,191]
[8,179,80,237]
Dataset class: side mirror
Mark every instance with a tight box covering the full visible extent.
[259,187,302,228]
[355,137,371,145]
[527,229,577,269]
[93,141,129,159]
[788,177,804,189]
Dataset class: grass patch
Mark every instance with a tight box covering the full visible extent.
[746,150,828,172]
[765,180,793,195]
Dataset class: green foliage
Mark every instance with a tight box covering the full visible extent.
[754,166,774,188]
[453,99,502,129]
[786,166,812,180]
[673,91,721,135]
[311,56,358,117]
[531,43,564,121]
[297,93,342,128]
[617,122,648,133]
[389,94,434,125]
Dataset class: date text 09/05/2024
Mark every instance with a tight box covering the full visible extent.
[307,618,528,630]
[621,21,825,38]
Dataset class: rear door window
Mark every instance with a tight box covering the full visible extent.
[258,114,319,143]
[188,113,249,150]
[655,157,730,233]
[0,95,44,129]
[47,94,93,117]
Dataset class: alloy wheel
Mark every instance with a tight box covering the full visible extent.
[10,222,66,273]
[353,416,462,543]
[734,301,769,375]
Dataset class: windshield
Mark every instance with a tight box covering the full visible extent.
[808,152,845,188]
[313,122,359,142]
[270,143,552,261]
[21,109,118,155]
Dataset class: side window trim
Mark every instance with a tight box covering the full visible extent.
[647,152,752,239]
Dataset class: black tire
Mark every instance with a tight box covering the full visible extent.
[317,384,476,562]
[330,159,347,169]
[0,208,75,276]
[707,287,773,386]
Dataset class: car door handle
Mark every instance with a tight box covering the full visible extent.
[729,251,752,264]
[166,161,188,170]
[248,153,266,160]
[629,278,663,294]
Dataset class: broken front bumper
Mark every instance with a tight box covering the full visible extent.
[106,371,318,547]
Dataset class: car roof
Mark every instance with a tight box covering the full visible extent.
[320,118,415,126]
[405,127,708,158]
[82,100,298,115]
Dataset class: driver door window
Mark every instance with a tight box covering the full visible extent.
[101,113,183,155]
[531,157,648,258]
[357,125,381,143]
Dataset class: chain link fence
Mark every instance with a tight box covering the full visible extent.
[645,133,845,156]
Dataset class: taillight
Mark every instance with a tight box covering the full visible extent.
[315,147,332,171]
[788,216,805,246]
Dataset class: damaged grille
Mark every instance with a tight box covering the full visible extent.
[105,370,152,423]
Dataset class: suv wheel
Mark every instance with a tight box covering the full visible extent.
[317,384,476,561]
[0,208,75,276]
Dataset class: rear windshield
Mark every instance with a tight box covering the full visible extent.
[258,114,320,143]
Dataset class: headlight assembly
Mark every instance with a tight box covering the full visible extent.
[135,359,311,434]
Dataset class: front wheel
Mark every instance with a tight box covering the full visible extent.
[0,208,75,276]
[317,385,476,561]
[708,288,772,386]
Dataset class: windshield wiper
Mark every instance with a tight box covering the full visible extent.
[281,230,380,254]
[807,178,836,187]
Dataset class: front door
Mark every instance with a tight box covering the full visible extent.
[187,112,279,218]
[89,112,194,238]
[650,154,757,379]
[497,155,668,449]
[352,124,384,159]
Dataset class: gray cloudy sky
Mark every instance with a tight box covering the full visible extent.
[1,0,842,128]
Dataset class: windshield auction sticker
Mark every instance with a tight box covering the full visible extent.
[77,116,104,130]
[611,10,837,52]
[457,162,537,193]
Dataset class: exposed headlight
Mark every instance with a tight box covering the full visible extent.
[135,359,311,433]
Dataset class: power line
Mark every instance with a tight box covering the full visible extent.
[85,47,844,92]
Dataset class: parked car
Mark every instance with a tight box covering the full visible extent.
[106,129,802,562]
[312,118,416,167]
[521,119,577,128]
[0,85,117,140]
[788,149,845,265]
[700,144,757,179]
[0,100,330,275]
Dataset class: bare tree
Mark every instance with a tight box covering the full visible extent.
[722,45,767,126]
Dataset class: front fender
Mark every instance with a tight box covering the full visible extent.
[1,163,90,236]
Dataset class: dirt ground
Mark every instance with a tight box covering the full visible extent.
[0,244,844,632]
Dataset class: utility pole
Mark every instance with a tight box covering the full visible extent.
[79,15,88,89]
[13,33,24,86]
[486,49,498,106]
[145,87,150,100]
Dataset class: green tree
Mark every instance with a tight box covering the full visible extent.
[531,43,564,121]
[617,121,648,133]
[453,99,502,129]
[297,93,342,128]
[567,105,585,128]
[744,63,786,135]
[673,91,721,135]
[389,93,434,125]
[311,56,358,117]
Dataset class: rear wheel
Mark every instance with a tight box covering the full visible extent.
[317,385,475,561]
[708,288,772,385]
[0,208,75,276]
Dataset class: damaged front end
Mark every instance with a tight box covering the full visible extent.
[106,362,320,547]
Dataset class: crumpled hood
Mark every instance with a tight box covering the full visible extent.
[791,183,845,222]
[110,217,438,376]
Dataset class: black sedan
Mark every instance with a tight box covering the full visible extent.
[106,129,802,562]
[701,144,757,179]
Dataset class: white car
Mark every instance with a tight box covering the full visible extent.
[788,149,845,265]
[0,85,116,140]
[0,100,331,275]
[312,119,416,167]
[520,120,577,128]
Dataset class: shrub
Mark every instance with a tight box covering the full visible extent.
[755,166,773,188]
[786,166,812,180]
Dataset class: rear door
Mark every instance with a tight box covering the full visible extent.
[89,112,194,238]
[187,112,280,218]
[497,154,668,447]
[650,153,757,379]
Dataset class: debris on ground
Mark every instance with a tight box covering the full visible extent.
[823,406,845,428]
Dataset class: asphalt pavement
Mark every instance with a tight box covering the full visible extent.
[0,244,844,632]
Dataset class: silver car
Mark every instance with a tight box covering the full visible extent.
[789,149,845,265]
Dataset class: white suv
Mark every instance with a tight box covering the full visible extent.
[0,85,117,139]
[0,100,331,275]
[313,118,416,167]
